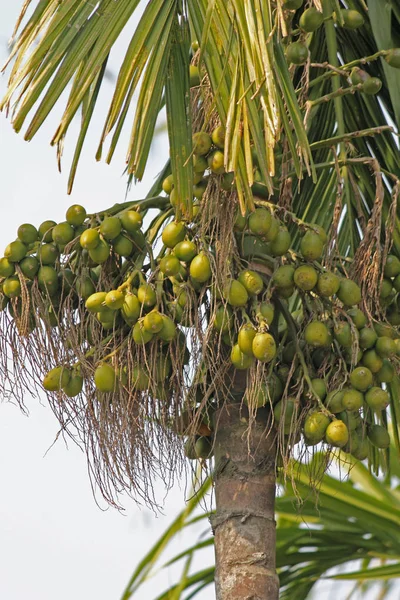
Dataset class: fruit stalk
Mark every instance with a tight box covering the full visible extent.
[212,403,279,600]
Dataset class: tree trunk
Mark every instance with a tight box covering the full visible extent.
[211,402,279,600]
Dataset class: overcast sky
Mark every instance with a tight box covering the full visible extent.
[0,4,399,600]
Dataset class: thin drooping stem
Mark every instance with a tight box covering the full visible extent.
[212,402,279,600]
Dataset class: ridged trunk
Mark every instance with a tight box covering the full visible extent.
[211,403,279,600]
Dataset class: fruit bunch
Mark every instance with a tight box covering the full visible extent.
[1,100,399,499]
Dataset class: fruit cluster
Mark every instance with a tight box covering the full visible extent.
[1,113,398,480]
[282,1,400,97]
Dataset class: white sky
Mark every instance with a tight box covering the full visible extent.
[0,4,399,600]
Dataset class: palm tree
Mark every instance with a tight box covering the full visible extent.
[0,1,400,599]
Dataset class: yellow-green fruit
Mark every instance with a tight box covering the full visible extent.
[383,254,400,277]
[162,174,174,194]
[374,322,396,338]
[348,308,367,329]
[365,387,390,412]
[137,284,157,308]
[211,125,225,148]
[304,412,330,444]
[351,67,370,85]
[214,305,233,332]
[52,222,74,245]
[304,321,331,348]
[143,310,164,334]
[132,320,153,344]
[89,239,110,264]
[248,208,272,237]
[38,266,59,296]
[300,8,323,32]
[160,255,181,277]
[193,180,208,200]
[208,150,225,174]
[350,366,373,392]
[17,223,38,244]
[264,217,279,243]
[131,365,150,391]
[121,293,140,324]
[222,172,235,192]
[63,373,84,397]
[380,278,393,299]
[339,411,361,432]
[195,437,213,459]
[385,48,400,69]
[294,265,318,291]
[38,220,57,243]
[193,154,207,173]
[2,276,21,298]
[325,390,345,413]
[269,227,291,256]
[375,336,396,358]
[283,0,303,9]
[112,234,134,257]
[162,222,186,248]
[252,332,276,363]
[100,217,122,241]
[339,9,364,29]
[86,292,107,313]
[286,41,309,65]
[310,378,327,401]
[259,302,274,325]
[368,425,390,449]
[316,272,340,297]
[66,204,86,226]
[158,315,177,342]
[376,359,395,384]
[276,285,295,299]
[94,363,116,392]
[231,344,254,369]
[342,388,363,412]
[76,276,95,299]
[273,397,296,433]
[174,240,197,262]
[120,210,142,233]
[4,240,27,262]
[272,265,295,289]
[337,279,361,306]
[37,243,59,265]
[352,438,369,461]
[359,327,377,349]
[238,325,256,356]
[224,280,248,307]
[362,350,383,373]
[169,188,179,208]
[80,228,99,250]
[104,289,124,310]
[0,257,15,277]
[343,430,360,454]
[43,366,71,392]
[189,65,200,87]
[190,253,212,283]
[334,322,356,348]
[238,269,263,295]
[363,77,382,95]
[193,131,212,155]
[300,231,324,261]
[325,420,349,448]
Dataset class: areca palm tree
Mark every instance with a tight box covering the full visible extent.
[1,1,400,599]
